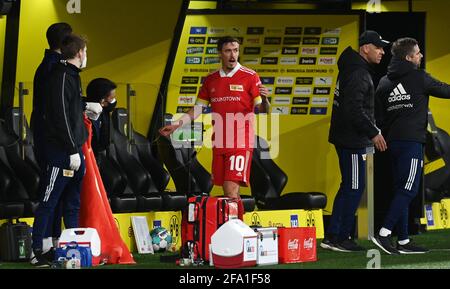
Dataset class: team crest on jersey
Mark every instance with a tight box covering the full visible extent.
[230,85,244,91]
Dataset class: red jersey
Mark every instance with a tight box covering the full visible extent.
[196,63,262,151]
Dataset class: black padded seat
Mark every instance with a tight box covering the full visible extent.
[0,202,24,219]
[157,135,256,212]
[109,130,163,212]
[0,139,36,217]
[240,195,256,212]
[250,136,327,210]
[264,193,327,210]
[96,149,137,213]
[112,109,187,211]
[157,135,213,196]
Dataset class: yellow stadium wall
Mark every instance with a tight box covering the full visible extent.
[13,0,182,135]
[0,15,6,86]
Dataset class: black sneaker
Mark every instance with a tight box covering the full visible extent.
[43,247,56,262]
[397,240,429,254]
[31,249,51,268]
[333,239,365,252]
[371,235,400,255]
[320,238,336,250]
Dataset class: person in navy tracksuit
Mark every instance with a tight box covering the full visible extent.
[323,31,389,252]
[373,37,450,255]
[31,23,72,259]
[31,34,90,267]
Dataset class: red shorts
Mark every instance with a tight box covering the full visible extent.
[211,149,253,186]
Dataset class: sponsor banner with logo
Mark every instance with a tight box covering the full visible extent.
[273,96,291,105]
[318,57,336,65]
[266,27,283,34]
[310,107,328,115]
[263,48,281,55]
[242,58,260,65]
[280,57,297,65]
[264,37,282,45]
[294,86,312,95]
[313,87,331,95]
[178,95,196,105]
[322,37,339,45]
[181,76,200,84]
[276,77,295,85]
[314,77,333,85]
[244,47,261,55]
[285,27,302,35]
[185,56,202,64]
[275,87,292,95]
[261,57,279,65]
[301,47,319,55]
[204,57,220,64]
[291,106,309,115]
[271,106,290,114]
[323,28,342,35]
[320,47,338,55]
[311,97,330,106]
[296,77,313,85]
[243,210,324,238]
[292,97,310,105]
[299,57,317,65]
[208,27,226,34]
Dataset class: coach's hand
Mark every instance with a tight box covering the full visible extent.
[69,153,81,171]
[372,134,387,152]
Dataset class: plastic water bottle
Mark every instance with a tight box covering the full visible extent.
[65,255,81,269]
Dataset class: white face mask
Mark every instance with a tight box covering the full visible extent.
[80,54,87,69]
[80,47,87,69]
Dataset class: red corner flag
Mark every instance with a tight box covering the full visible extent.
[79,116,135,265]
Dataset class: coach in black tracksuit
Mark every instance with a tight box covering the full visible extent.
[31,23,72,250]
[322,31,389,252]
[31,34,89,267]
[373,37,450,255]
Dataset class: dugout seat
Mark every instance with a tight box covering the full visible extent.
[109,120,162,212]
[3,108,40,215]
[250,136,327,210]
[112,108,186,211]
[156,134,256,212]
[424,110,450,202]
[0,119,34,217]
[96,146,138,213]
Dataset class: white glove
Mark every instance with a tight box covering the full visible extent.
[69,153,81,171]
[86,110,102,121]
[85,102,103,114]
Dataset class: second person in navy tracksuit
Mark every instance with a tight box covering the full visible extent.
[31,34,91,267]
[373,37,450,254]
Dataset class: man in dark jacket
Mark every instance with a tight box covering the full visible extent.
[31,34,92,267]
[84,78,117,158]
[322,31,388,252]
[372,37,450,255]
[30,23,72,265]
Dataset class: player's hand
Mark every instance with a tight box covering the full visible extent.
[372,134,387,152]
[259,85,269,98]
[159,124,180,137]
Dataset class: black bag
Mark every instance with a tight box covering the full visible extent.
[0,219,32,261]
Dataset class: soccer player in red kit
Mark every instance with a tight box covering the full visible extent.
[160,36,269,199]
